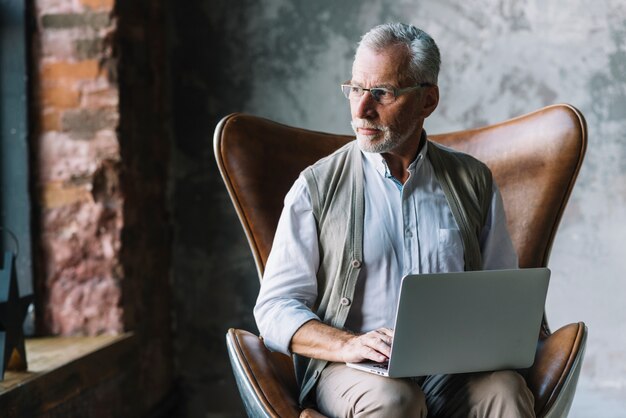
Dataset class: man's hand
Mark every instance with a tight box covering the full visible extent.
[341,327,394,363]
[290,320,394,363]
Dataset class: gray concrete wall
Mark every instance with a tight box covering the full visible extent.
[168,1,626,416]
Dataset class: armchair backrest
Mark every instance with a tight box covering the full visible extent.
[430,105,587,269]
[214,114,352,278]
[214,104,587,281]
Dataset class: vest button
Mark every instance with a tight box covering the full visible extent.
[340,297,351,306]
[351,259,361,268]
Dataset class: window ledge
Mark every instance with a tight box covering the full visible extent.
[0,333,136,413]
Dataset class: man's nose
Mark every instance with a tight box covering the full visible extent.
[353,92,378,119]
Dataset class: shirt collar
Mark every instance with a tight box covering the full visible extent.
[362,131,429,179]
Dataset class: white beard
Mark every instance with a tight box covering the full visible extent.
[351,119,412,153]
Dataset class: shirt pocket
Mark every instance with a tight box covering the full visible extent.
[437,228,464,272]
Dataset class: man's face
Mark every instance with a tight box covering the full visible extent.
[349,45,429,154]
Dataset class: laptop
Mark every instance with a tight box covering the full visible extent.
[346,268,550,378]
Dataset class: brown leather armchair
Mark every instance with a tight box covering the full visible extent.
[214,104,588,418]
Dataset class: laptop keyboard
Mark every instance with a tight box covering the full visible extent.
[372,362,389,370]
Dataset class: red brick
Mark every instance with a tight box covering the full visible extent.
[40,85,81,108]
[40,60,101,83]
[41,181,94,209]
[37,131,120,182]
[83,86,118,108]
[79,0,115,11]
[40,34,81,60]
[40,110,62,132]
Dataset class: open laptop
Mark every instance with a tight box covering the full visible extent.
[347,268,550,377]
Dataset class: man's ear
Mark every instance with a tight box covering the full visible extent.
[420,85,439,118]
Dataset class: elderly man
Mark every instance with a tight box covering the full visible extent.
[254,23,535,417]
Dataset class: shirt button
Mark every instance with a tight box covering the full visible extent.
[340,297,351,306]
[351,259,361,268]
[405,229,413,238]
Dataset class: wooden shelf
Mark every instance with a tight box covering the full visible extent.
[0,333,138,415]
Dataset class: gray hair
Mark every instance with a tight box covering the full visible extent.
[357,23,441,85]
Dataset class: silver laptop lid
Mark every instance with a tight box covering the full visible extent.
[386,268,550,377]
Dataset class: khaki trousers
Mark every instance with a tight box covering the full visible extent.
[315,363,535,418]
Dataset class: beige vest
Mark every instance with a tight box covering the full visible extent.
[296,140,493,405]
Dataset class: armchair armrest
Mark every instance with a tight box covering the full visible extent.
[227,324,587,418]
[226,328,302,417]
[526,322,587,418]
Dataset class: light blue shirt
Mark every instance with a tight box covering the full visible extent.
[254,141,518,355]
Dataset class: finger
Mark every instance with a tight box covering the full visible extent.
[353,333,390,361]
[362,346,388,363]
[377,328,395,338]
[365,334,391,358]
[373,329,393,346]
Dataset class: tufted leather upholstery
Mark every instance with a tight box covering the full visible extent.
[215,104,588,418]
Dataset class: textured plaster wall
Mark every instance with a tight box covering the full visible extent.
[168,1,626,416]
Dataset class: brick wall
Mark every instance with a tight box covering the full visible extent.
[32,0,122,335]
[25,0,174,414]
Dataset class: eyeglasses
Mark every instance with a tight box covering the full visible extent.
[341,83,432,104]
